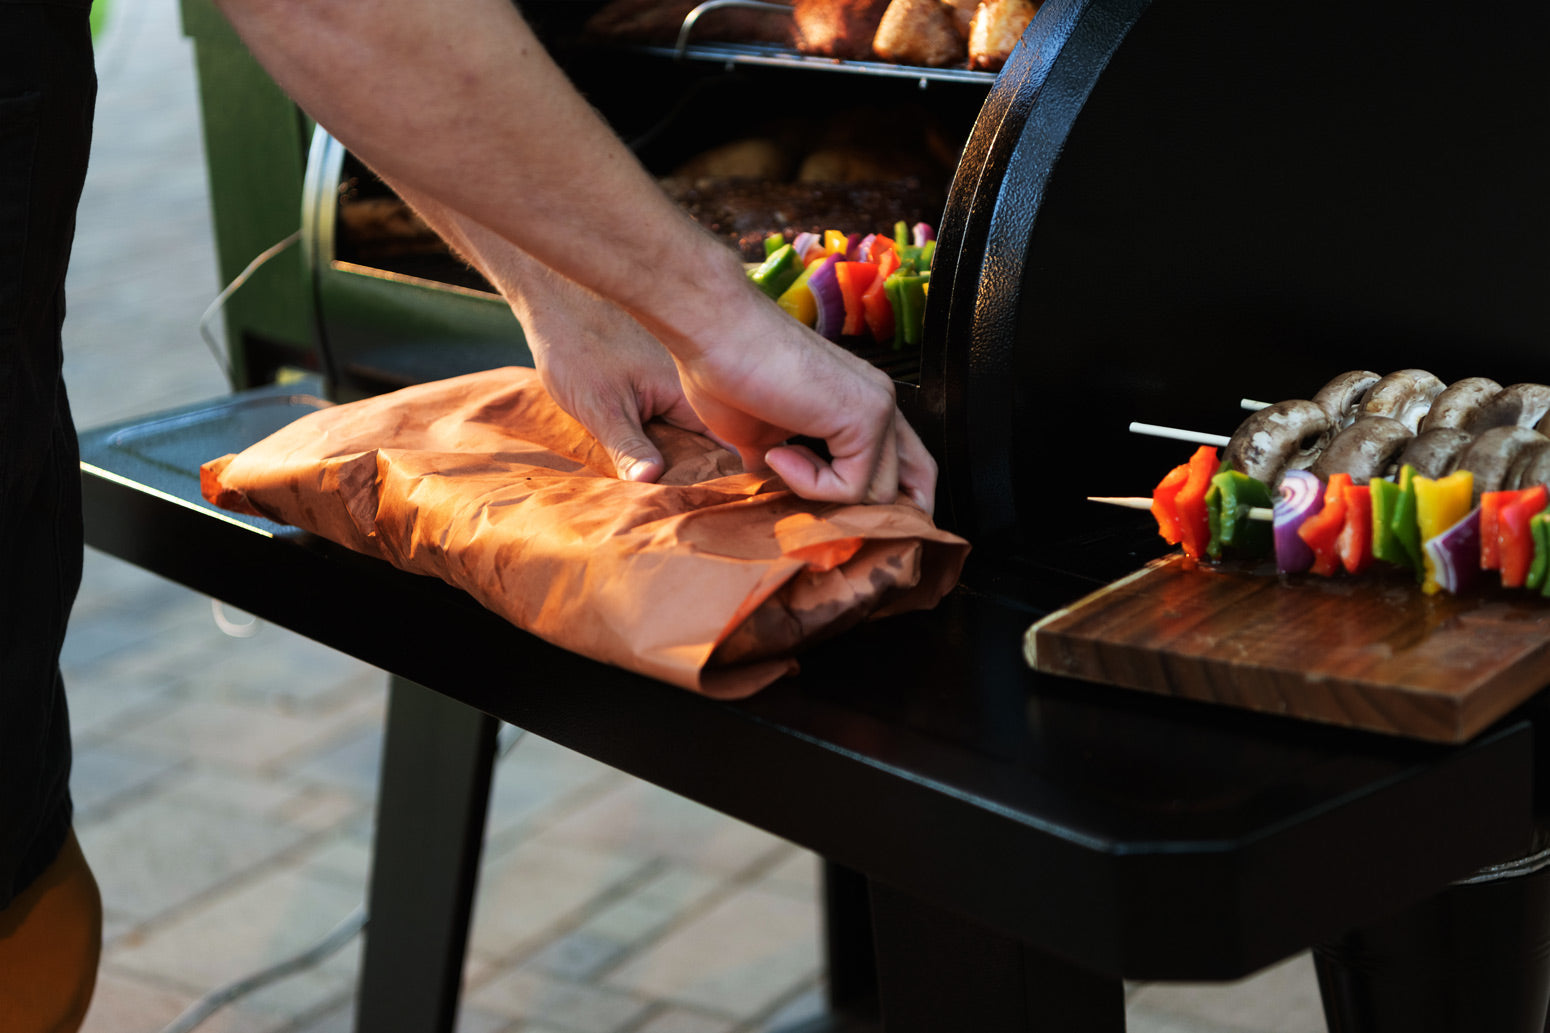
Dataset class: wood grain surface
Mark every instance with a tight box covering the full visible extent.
[1024,555,1550,742]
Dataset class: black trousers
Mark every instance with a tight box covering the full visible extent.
[0,0,96,909]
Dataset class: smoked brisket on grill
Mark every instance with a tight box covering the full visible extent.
[660,176,945,260]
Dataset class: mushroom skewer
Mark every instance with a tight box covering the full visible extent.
[1312,370,1382,430]
[1220,400,1333,486]
[1396,427,1474,480]
[1420,377,1502,431]
[1357,369,1446,432]
[1307,416,1413,485]
[1465,383,1550,434]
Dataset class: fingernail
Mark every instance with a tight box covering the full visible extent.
[624,458,653,481]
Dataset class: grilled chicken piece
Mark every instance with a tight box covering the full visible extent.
[943,0,981,38]
[968,0,1039,70]
[793,0,891,59]
[873,0,966,66]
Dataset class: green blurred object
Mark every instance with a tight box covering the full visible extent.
[181,0,319,388]
[90,0,110,38]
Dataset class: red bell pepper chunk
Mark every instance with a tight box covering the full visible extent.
[1298,473,1352,577]
[1173,446,1220,567]
[1151,463,1190,545]
[1499,484,1548,588]
[1480,490,1511,570]
[834,262,878,337]
[1337,482,1374,575]
[860,250,901,342]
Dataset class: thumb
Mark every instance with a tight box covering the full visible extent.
[589,410,667,483]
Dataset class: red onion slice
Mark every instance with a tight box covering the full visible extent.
[1423,507,1481,595]
[806,253,845,341]
[912,222,936,247]
[1274,470,1323,573]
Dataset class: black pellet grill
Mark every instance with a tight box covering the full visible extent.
[184,0,1550,607]
[83,3,1550,1030]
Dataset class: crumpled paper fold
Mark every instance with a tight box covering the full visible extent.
[201,367,970,698]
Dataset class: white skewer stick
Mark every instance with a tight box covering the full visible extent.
[1127,422,1231,447]
[1087,496,1274,522]
[1240,398,1271,411]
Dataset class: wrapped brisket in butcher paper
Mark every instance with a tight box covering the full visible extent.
[201,366,969,698]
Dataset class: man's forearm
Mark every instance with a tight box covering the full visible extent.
[215,0,750,348]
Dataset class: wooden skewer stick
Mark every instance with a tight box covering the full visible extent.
[1127,422,1231,447]
[1087,496,1274,522]
[1241,398,1271,411]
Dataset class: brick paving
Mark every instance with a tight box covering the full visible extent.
[57,0,1326,1029]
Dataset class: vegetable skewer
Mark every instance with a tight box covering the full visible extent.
[1087,496,1274,522]
[1127,422,1231,447]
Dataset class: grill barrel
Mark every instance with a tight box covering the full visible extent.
[295,0,1550,606]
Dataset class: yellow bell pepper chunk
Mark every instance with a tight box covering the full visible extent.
[776,265,817,326]
[1413,470,1474,594]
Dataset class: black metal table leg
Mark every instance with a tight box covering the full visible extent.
[824,860,880,1019]
[1315,845,1550,1033]
[868,881,1126,1032]
[355,675,499,1033]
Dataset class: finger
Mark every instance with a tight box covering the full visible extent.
[762,442,829,496]
[894,412,938,517]
[735,442,772,475]
[766,433,893,505]
[861,415,900,506]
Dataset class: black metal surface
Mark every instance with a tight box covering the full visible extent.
[822,861,879,1018]
[356,677,498,1033]
[871,881,1126,1032]
[926,0,1550,558]
[1314,859,1550,1033]
[79,391,1537,981]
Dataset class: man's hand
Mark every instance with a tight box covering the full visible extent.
[380,181,705,482]
[519,276,707,483]
[667,286,938,515]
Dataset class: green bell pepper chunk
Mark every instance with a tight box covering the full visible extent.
[1531,512,1550,594]
[883,276,905,349]
[764,234,786,257]
[887,274,929,349]
[1205,470,1273,559]
[1369,477,1408,566]
[749,244,802,300]
[1389,465,1424,580]
[894,220,910,248]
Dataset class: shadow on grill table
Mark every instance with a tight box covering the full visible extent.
[82,0,1550,1030]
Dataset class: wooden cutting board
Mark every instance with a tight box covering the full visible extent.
[1024,556,1550,742]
